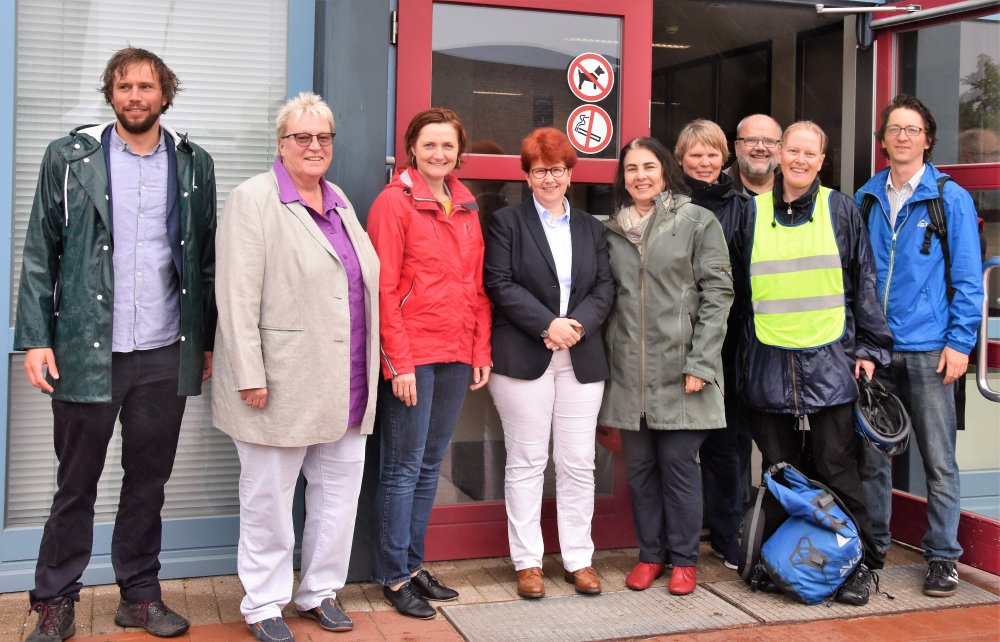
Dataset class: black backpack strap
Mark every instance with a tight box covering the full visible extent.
[860,193,877,225]
[920,176,953,300]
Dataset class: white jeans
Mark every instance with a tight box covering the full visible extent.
[234,430,367,624]
[488,349,604,571]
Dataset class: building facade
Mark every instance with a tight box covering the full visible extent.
[0,0,996,592]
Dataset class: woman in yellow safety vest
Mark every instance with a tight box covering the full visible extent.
[737,121,893,607]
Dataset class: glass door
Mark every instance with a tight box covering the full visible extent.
[873,0,1000,574]
[395,0,652,560]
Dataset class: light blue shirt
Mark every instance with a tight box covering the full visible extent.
[533,196,573,317]
[108,126,180,352]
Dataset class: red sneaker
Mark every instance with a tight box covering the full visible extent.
[668,566,697,595]
[625,562,665,591]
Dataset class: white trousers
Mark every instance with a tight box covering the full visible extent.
[234,430,367,624]
[487,349,604,571]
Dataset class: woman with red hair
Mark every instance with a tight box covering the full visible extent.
[484,128,614,600]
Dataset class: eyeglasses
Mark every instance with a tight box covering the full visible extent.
[885,125,924,138]
[281,132,335,147]
[736,137,780,149]
[529,166,568,179]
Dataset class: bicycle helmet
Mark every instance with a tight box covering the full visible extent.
[854,372,911,456]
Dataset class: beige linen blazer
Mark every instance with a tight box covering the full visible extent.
[213,170,380,446]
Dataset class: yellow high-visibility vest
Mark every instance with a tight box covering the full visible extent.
[750,187,846,349]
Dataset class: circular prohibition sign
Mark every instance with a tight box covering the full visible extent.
[566,52,615,103]
[566,104,613,155]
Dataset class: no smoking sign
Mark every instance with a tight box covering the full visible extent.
[566,105,612,155]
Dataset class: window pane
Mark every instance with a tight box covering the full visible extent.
[898,12,1000,165]
[7,0,283,526]
[11,0,287,322]
[431,4,621,160]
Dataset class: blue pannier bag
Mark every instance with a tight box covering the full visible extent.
[758,463,863,605]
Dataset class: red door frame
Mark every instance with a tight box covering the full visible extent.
[873,0,1000,575]
[396,0,653,561]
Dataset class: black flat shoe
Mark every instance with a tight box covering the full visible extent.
[383,582,436,619]
[410,570,459,602]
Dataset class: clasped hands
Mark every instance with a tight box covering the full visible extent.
[543,317,584,351]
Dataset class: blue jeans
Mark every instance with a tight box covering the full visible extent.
[859,350,963,561]
[372,363,471,586]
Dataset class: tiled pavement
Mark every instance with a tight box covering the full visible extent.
[3,543,997,641]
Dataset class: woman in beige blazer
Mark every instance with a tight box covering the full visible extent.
[213,92,379,642]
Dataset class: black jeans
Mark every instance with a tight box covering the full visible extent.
[621,420,709,567]
[30,343,187,604]
[748,404,884,569]
[699,393,745,563]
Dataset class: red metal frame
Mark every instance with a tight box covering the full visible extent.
[891,492,1000,575]
[395,0,653,184]
[873,0,1000,573]
[397,0,650,561]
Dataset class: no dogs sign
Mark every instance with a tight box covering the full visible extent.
[566,53,614,103]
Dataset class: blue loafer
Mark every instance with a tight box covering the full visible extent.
[297,597,353,632]
[247,617,295,642]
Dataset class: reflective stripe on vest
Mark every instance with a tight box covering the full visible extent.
[750,186,846,349]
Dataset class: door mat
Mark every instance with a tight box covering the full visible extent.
[705,563,999,624]
[440,587,756,642]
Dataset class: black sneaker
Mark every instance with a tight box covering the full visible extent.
[383,582,436,619]
[924,560,959,597]
[297,597,353,632]
[26,597,75,642]
[410,569,459,602]
[114,598,190,637]
[247,616,295,642]
[834,564,872,606]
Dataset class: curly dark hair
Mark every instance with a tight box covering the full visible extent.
[877,94,936,162]
[100,47,181,113]
[613,137,688,211]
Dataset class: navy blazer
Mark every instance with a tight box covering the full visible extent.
[484,197,614,383]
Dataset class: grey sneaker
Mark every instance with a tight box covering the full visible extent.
[297,597,353,632]
[114,598,189,637]
[26,597,75,642]
[923,560,959,597]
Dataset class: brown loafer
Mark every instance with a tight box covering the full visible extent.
[563,566,601,594]
[515,567,545,599]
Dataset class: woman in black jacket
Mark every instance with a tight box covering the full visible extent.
[674,119,751,572]
[484,128,615,600]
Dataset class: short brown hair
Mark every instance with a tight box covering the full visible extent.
[783,120,828,153]
[674,119,729,164]
[877,94,937,162]
[520,127,578,172]
[404,107,467,169]
[100,47,181,113]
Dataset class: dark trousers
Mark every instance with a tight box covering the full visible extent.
[700,392,745,563]
[747,404,884,568]
[621,421,708,567]
[30,343,186,604]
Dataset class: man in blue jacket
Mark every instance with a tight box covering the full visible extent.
[855,94,983,598]
[16,48,217,640]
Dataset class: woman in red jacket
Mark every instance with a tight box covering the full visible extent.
[367,108,492,619]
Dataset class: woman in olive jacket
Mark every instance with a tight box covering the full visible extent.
[599,137,734,596]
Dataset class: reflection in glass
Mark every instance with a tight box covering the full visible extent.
[431,5,621,160]
[898,12,1000,165]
